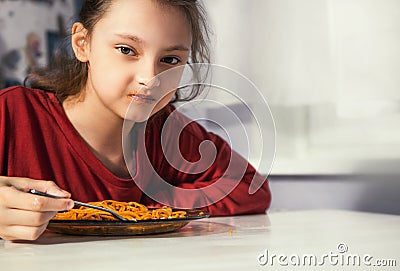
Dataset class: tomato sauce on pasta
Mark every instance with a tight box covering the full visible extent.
[52,200,187,221]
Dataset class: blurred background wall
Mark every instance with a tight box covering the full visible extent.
[1,0,399,213]
[0,0,79,88]
[203,0,400,214]
[205,0,400,175]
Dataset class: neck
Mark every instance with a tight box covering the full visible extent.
[63,94,135,178]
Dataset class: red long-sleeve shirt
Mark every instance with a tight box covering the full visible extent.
[0,86,271,216]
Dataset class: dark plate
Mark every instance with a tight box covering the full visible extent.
[47,209,209,236]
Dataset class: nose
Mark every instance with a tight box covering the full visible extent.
[136,60,161,90]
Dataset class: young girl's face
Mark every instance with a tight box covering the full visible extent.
[79,0,192,122]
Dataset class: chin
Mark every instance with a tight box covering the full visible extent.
[124,114,150,123]
[124,108,156,123]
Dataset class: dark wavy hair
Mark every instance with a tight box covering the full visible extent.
[25,0,211,102]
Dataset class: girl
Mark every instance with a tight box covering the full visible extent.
[0,0,271,241]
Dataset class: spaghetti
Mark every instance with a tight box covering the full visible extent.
[52,200,187,221]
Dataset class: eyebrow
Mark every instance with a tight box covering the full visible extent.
[115,33,144,44]
[115,33,190,52]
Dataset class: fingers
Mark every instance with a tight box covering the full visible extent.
[0,176,71,199]
[0,208,57,227]
[0,209,55,240]
[0,186,74,212]
[0,224,48,241]
[0,176,74,241]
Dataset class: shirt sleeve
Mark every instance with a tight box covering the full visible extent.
[141,105,272,216]
[0,90,10,176]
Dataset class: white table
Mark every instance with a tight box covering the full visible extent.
[0,210,399,271]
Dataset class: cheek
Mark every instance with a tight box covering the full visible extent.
[89,62,132,95]
[88,48,132,87]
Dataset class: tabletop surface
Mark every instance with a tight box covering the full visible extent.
[0,209,399,271]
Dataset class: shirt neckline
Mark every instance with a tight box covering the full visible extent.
[46,92,141,188]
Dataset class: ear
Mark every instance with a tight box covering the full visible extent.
[71,22,89,63]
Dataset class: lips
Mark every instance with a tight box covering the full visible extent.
[128,93,156,104]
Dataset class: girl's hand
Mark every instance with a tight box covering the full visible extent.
[0,176,74,241]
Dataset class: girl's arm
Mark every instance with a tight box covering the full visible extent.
[142,107,272,216]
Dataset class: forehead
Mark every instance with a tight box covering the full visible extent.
[92,0,192,46]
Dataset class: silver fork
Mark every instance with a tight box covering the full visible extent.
[28,189,134,222]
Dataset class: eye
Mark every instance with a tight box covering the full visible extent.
[117,46,136,56]
[161,56,181,65]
